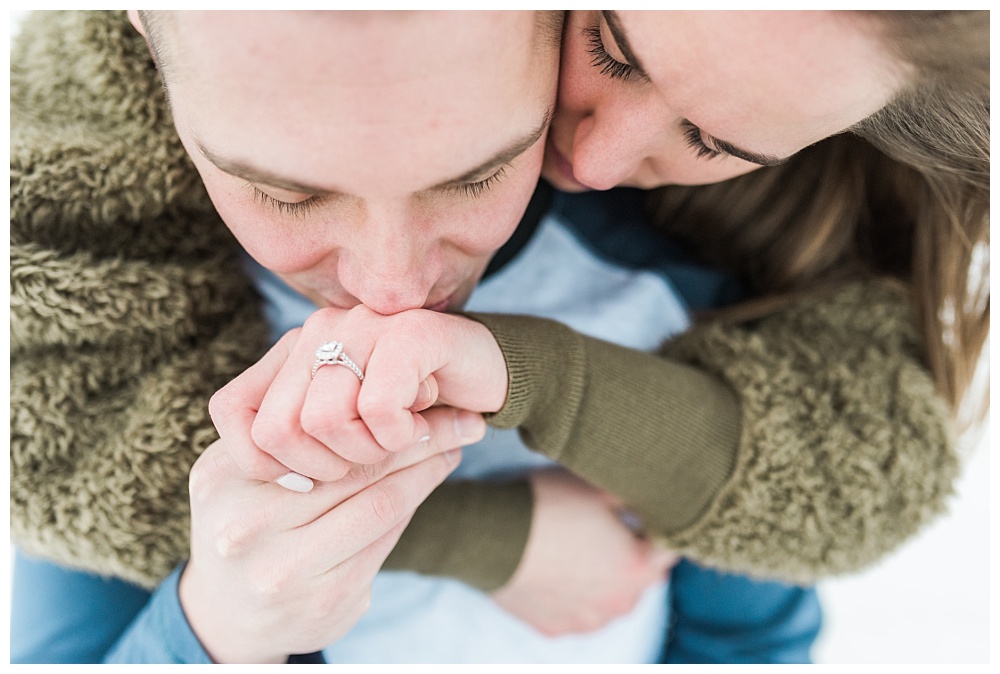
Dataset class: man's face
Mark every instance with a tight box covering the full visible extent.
[142,11,557,314]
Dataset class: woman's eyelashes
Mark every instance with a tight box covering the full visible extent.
[681,120,723,161]
[584,25,634,81]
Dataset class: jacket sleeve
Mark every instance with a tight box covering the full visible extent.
[472,281,960,582]
[663,560,822,663]
[10,551,212,664]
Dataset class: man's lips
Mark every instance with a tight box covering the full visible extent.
[310,293,452,313]
[546,135,585,189]
[425,296,451,313]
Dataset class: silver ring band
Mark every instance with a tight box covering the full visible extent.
[311,341,365,381]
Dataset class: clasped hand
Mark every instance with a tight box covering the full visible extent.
[179,311,493,662]
[245,305,509,480]
[184,305,677,660]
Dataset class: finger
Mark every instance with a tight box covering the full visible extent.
[261,411,475,530]
[299,447,462,574]
[353,333,448,452]
[258,310,382,469]
[409,375,439,413]
[252,327,358,480]
[209,330,329,486]
[300,363,392,465]
[325,515,412,584]
[303,407,475,506]
[418,406,486,451]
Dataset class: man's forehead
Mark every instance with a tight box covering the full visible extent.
[170,11,555,197]
[175,11,537,75]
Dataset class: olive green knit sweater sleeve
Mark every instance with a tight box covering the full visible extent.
[471,281,959,582]
[384,480,533,591]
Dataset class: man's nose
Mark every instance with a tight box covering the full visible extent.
[337,205,441,315]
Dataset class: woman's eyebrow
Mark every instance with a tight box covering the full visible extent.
[604,10,650,80]
[701,129,791,167]
[432,107,554,189]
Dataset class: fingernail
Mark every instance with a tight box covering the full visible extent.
[418,435,431,443]
[414,380,433,407]
[276,471,314,493]
[455,410,485,443]
[444,448,462,466]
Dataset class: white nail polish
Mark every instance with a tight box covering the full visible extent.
[276,471,314,493]
[418,435,431,443]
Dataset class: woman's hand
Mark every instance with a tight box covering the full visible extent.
[180,436,462,663]
[250,305,508,479]
[182,331,480,663]
[491,469,678,636]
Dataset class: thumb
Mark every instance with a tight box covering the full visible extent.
[410,374,440,413]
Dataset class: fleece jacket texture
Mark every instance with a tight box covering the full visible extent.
[11,10,959,590]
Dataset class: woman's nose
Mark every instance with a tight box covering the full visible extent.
[570,109,651,190]
[570,103,665,191]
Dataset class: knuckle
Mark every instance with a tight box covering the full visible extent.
[248,565,293,601]
[235,444,281,480]
[214,510,270,559]
[299,403,335,439]
[367,482,405,526]
[313,457,351,483]
[188,455,214,504]
[208,385,239,423]
[351,460,386,486]
[250,415,294,453]
[354,392,385,422]
[301,307,340,332]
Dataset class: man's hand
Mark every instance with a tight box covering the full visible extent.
[491,469,678,636]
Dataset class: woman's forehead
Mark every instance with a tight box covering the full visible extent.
[623,11,904,156]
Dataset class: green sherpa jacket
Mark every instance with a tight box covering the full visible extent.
[11,11,960,590]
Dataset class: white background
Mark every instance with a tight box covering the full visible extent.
[6,9,992,665]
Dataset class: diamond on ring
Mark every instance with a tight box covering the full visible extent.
[311,341,365,381]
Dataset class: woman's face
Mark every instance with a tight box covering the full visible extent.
[543,10,907,191]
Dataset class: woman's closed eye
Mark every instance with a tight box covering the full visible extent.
[681,120,723,161]
[584,25,634,82]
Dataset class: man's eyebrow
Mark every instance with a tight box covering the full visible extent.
[196,142,335,195]
[195,110,553,195]
[603,10,650,81]
[703,131,790,167]
[433,107,554,188]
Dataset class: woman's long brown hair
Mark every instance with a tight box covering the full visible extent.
[646,11,989,431]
